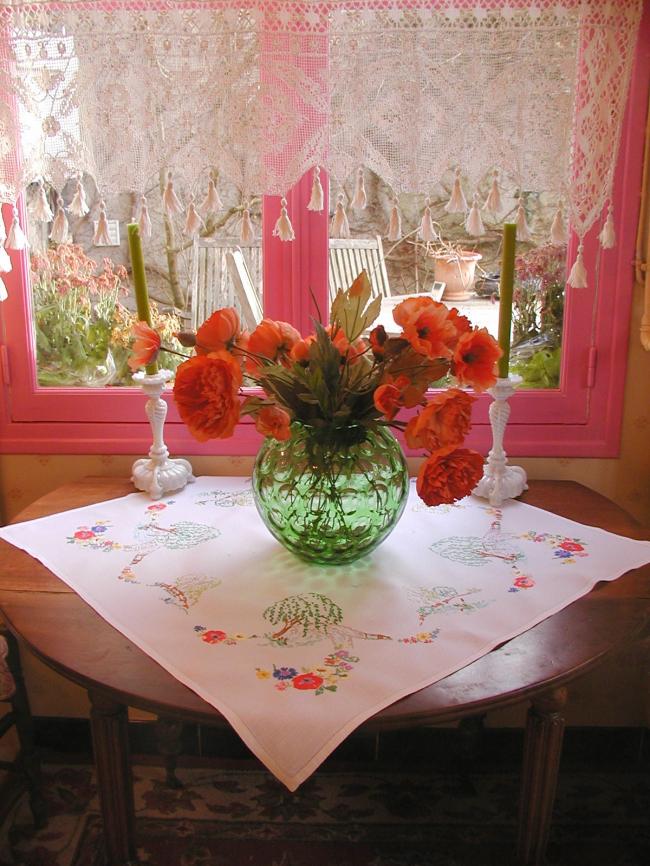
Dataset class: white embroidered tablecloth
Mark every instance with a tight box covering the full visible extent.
[1,477,649,790]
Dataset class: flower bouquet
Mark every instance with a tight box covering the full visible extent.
[131,272,501,563]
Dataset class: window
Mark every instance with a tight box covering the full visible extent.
[0,1,647,457]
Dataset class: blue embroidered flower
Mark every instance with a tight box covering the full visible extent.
[273,666,298,680]
[193,625,206,632]
[91,525,107,533]
[554,549,573,558]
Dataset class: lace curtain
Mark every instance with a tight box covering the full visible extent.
[0,0,643,283]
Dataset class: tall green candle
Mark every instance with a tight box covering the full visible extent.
[127,222,158,374]
[497,222,517,379]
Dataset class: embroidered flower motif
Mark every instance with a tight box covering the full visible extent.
[201,630,227,644]
[74,530,94,540]
[147,503,167,512]
[91,525,108,533]
[292,673,324,691]
[559,540,584,552]
[255,669,271,680]
[513,575,535,589]
[272,666,298,680]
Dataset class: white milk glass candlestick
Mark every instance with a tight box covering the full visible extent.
[473,375,528,507]
[132,369,194,500]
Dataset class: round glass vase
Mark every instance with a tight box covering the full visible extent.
[252,423,409,565]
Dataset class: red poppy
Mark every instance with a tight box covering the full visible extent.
[452,328,502,392]
[292,673,324,690]
[74,530,94,540]
[128,321,161,372]
[559,541,584,552]
[201,630,227,644]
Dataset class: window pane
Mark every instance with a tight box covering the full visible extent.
[328,170,565,388]
[25,178,262,387]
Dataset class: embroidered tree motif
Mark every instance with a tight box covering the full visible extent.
[431,522,523,566]
[120,516,220,582]
[195,488,254,508]
[263,593,343,640]
[154,574,221,612]
[410,586,489,624]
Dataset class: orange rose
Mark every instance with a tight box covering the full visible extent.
[195,307,244,355]
[247,319,301,371]
[405,389,475,451]
[452,328,502,392]
[416,446,484,507]
[255,405,291,441]
[173,351,242,442]
[128,321,161,372]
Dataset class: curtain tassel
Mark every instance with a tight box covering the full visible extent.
[465,193,485,236]
[445,168,468,214]
[34,179,53,222]
[599,206,616,249]
[515,204,532,242]
[307,166,324,212]
[49,197,69,244]
[163,171,183,217]
[69,178,89,217]
[0,210,6,246]
[240,206,255,243]
[272,197,295,242]
[198,179,222,217]
[0,246,12,273]
[0,277,6,302]
[330,194,350,238]
[387,197,402,242]
[567,243,588,288]
[184,195,204,237]
[5,207,28,251]
[352,167,367,210]
[93,201,111,245]
[484,170,502,215]
[138,195,152,239]
[550,204,567,245]
[419,200,436,242]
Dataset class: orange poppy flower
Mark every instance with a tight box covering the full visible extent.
[447,307,473,335]
[173,350,242,442]
[247,319,301,371]
[195,307,243,355]
[416,446,484,507]
[452,328,502,392]
[368,324,388,357]
[397,301,457,360]
[255,405,292,441]
[405,389,475,451]
[393,296,442,329]
[373,374,413,420]
[128,321,161,372]
[290,335,316,364]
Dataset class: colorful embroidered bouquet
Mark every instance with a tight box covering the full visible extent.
[130,272,501,508]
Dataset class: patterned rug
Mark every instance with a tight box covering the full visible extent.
[2,760,649,866]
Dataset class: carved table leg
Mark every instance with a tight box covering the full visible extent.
[89,691,138,866]
[155,716,184,788]
[517,686,568,866]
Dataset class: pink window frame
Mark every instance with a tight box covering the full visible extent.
[0,6,647,457]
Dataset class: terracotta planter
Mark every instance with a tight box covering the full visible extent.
[430,250,482,302]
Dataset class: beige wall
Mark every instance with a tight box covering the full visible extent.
[1,289,649,724]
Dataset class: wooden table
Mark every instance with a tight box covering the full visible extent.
[0,479,648,866]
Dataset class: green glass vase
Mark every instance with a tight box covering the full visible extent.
[252,423,409,564]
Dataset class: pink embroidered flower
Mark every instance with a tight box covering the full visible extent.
[147,503,167,512]
[514,576,535,589]
[74,530,94,540]
[292,673,323,691]
[275,681,290,691]
[201,630,227,644]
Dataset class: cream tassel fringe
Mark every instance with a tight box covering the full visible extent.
[465,193,485,236]
[5,207,28,250]
[484,170,502,215]
[0,277,6,302]
[515,204,532,242]
[567,243,588,288]
[0,211,6,245]
[69,179,89,217]
[331,194,350,238]
[163,172,183,217]
[49,197,69,244]
[93,201,111,245]
[273,197,295,242]
[240,206,255,243]
[387,198,402,242]
[34,180,53,222]
[183,195,204,237]
[0,246,12,273]
[307,166,324,212]
[352,167,367,210]
[599,206,616,249]
[419,200,436,242]
[445,168,468,214]
[138,196,152,239]
[550,205,567,245]
[198,179,222,217]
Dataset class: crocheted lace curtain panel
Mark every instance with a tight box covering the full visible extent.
[0,0,642,251]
